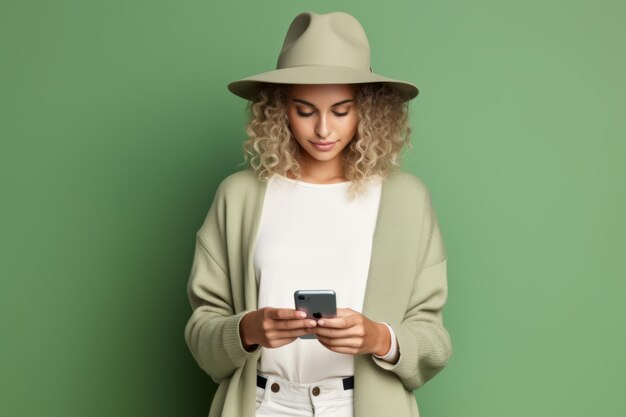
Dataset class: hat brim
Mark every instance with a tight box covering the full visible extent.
[227,66,419,101]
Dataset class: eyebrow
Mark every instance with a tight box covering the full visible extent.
[292,98,354,108]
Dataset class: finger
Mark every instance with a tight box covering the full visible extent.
[313,327,360,338]
[274,318,318,330]
[317,315,356,328]
[269,308,306,320]
[317,338,360,355]
[266,329,315,345]
[316,335,362,348]
[270,328,313,339]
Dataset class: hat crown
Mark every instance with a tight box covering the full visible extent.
[277,11,371,71]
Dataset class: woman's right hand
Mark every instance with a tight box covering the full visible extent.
[239,307,317,351]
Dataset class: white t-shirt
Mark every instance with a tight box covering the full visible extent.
[253,173,389,383]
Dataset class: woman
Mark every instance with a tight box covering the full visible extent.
[184,11,451,417]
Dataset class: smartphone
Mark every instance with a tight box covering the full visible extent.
[294,290,337,339]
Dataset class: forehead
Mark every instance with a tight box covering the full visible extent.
[287,84,356,103]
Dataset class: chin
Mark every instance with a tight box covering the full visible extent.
[308,150,341,161]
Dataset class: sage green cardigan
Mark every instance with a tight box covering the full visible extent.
[184,167,452,417]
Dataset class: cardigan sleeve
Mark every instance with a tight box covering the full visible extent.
[183,181,260,384]
[370,187,452,391]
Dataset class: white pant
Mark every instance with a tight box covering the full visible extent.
[255,372,354,417]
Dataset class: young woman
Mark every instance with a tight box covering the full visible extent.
[185,11,451,417]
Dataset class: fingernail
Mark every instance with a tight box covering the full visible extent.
[318,319,325,325]
[308,320,316,327]
[298,312,306,318]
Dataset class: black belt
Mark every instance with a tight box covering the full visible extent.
[257,374,354,390]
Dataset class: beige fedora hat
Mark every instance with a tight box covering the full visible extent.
[227,11,419,101]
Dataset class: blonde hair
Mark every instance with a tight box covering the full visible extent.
[240,83,412,199]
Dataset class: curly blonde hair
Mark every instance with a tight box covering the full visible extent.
[240,83,412,199]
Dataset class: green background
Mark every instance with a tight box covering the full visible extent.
[1,0,624,416]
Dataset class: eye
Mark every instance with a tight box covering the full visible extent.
[295,108,350,117]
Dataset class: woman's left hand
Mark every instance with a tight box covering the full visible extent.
[313,308,390,356]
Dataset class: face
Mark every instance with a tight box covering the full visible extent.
[286,84,358,166]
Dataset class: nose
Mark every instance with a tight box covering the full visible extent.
[315,114,332,139]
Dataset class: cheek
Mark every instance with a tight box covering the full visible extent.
[340,116,358,138]
[288,122,308,143]
[287,114,310,138]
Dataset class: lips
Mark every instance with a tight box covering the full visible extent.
[310,141,337,151]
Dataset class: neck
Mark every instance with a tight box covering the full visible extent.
[289,153,347,184]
